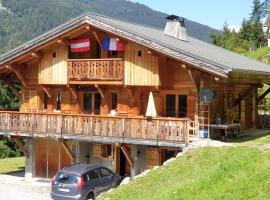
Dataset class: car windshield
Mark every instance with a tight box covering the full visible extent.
[56,172,79,184]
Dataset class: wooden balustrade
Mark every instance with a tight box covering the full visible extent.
[68,58,124,81]
[0,112,190,144]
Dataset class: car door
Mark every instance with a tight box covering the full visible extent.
[99,167,115,191]
[84,169,103,195]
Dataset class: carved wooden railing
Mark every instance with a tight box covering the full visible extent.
[0,112,190,144]
[68,58,124,81]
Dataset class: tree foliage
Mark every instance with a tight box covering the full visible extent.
[211,0,266,53]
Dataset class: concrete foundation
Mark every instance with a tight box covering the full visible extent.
[24,138,35,179]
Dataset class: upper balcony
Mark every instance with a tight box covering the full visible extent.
[0,111,190,147]
[68,58,124,85]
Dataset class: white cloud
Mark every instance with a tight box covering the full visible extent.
[228,25,241,33]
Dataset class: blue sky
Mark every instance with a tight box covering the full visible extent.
[133,0,254,30]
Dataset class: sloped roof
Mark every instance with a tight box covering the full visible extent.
[0,13,270,78]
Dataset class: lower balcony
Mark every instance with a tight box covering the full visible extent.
[0,112,190,147]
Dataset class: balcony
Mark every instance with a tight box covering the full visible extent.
[0,112,190,146]
[68,58,124,85]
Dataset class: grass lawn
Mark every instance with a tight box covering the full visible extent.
[0,157,25,174]
[99,134,270,200]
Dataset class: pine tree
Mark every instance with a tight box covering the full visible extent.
[250,0,262,22]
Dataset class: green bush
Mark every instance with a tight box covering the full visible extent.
[0,139,21,159]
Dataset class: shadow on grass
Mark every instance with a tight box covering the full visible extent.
[3,167,25,177]
[230,132,270,144]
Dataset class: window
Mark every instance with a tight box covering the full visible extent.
[96,42,101,58]
[102,144,112,158]
[84,169,100,182]
[166,94,187,118]
[99,168,112,177]
[166,95,176,117]
[56,92,62,111]
[83,92,101,114]
[94,93,101,115]
[83,93,93,114]
[56,173,78,184]
[44,92,48,110]
[178,95,187,117]
[111,93,117,110]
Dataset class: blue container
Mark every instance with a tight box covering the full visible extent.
[199,130,208,138]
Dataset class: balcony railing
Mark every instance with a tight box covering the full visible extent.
[0,112,190,145]
[68,58,124,82]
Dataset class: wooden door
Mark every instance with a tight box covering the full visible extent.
[35,138,47,178]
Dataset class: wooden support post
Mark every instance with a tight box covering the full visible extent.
[257,85,270,103]
[12,137,29,158]
[120,145,133,167]
[67,85,77,101]
[124,86,135,105]
[95,84,104,98]
[93,31,102,46]
[5,65,27,87]
[1,80,21,101]
[41,85,52,98]
[61,140,75,161]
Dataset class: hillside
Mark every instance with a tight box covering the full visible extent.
[0,0,219,55]
[245,47,270,65]
[99,135,270,200]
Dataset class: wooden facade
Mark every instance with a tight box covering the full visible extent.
[0,16,266,178]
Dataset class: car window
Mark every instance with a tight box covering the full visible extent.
[99,168,112,177]
[84,169,100,181]
[56,172,78,184]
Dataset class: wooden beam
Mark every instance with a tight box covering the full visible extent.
[233,85,254,107]
[12,137,29,158]
[93,31,102,46]
[30,52,41,59]
[57,39,70,46]
[41,85,52,98]
[187,69,199,92]
[5,65,27,87]
[95,84,104,98]
[61,140,75,161]
[120,145,133,167]
[1,80,21,101]
[67,85,77,100]
[257,86,270,103]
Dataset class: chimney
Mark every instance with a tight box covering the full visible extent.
[164,15,188,41]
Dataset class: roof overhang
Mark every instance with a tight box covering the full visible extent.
[0,14,230,78]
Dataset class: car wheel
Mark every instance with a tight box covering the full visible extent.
[87,192,94,200]
[112,180,117,188]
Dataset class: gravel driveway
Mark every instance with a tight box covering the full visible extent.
[0,172,51,200]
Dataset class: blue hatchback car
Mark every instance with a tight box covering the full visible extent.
[51,164,122,200]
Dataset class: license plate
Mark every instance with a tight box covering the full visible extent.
[58,188,70,192]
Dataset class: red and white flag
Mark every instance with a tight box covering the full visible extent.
[70,38,90,52]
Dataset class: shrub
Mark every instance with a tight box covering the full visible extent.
[0,139,21,159]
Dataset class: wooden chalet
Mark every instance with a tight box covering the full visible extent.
[0,13,270,178]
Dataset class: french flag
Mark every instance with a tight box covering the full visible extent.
[102,38,125,51]
[70,38,90,53]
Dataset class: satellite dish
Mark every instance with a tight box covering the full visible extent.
[200,88,214,104]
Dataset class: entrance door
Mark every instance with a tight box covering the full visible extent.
[119,150,127,177]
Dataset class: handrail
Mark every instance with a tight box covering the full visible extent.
[0,111,190,122]
[67,58,123,61]
[0,111,190,144]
